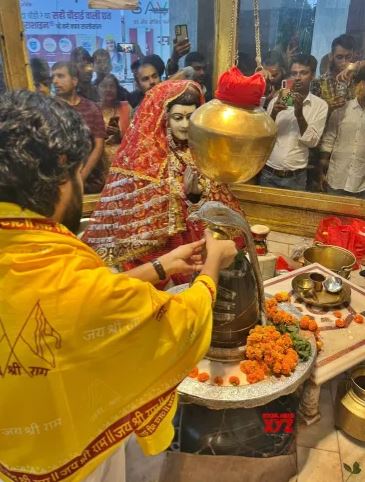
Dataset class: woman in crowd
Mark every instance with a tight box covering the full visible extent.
[83,80,241,282]
[98,73,132,169]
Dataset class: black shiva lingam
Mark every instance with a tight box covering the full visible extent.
[189,201,266,361]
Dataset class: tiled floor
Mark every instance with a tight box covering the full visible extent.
[126,377,365,482]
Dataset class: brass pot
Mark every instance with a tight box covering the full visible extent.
[303,243,356,279]
[335,365,365,442]
[188,99,277,184]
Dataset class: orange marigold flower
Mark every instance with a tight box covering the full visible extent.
[354,314,364,324]
[299,316,311,330]
[333,311,342,319]
[265,298,278,309]
[213,376,224,386]
[188,367,199,378]
[228,376,240,386]
[336,318,346,328]
[273,362,282,375]
[275,291,290,302]
[197,372,210,382]
[308,320,318,332]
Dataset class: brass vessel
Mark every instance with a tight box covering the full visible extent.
[188,99,277,184]
[335,365,365,442]
[303,243,356,279]
[189,202,265,360]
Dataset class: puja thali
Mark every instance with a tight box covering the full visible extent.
[292,273,351,308]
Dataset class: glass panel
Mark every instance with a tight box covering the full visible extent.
[20,0,214,192]
[20,0,213,93]
[238,0,365,200]
[0,49,6,94]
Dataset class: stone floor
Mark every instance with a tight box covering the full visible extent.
[126,377,365,482]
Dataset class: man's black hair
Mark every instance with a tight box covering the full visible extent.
[184,52,205,67]
[331,34,355,53]
[290,54,317,74]
[0,91,91,216]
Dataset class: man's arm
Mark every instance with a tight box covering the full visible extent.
[126,232,237,287]
[166,39,190,77]
[81,103,106,181]
[81,137,105,182]
[296,97,328,148]
[318,109,339,190]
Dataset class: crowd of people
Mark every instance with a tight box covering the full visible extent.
[258,33,365,198]
[1,25,365,482]
[30,38,209,195]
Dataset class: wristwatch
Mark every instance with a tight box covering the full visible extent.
[151,259,167,280]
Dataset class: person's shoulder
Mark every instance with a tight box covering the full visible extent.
[80,96,102,113]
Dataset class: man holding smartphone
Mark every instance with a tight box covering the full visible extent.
[259,54,328,191]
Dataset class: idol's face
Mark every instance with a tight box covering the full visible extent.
[168,104,197,141]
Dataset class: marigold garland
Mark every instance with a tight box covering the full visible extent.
[240,325,299,384]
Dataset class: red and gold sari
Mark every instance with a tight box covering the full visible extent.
[83,80,241,276]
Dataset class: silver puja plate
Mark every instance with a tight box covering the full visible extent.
[178,333,316,410]
[169,285,317,410]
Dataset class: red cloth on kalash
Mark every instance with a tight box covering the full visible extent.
[82,79,243,284]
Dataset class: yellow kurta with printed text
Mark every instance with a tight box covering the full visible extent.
[0,203,214,482]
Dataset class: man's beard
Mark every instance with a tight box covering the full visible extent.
[61,177,83,234]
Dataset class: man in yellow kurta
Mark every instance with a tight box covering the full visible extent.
[0,91,237,482]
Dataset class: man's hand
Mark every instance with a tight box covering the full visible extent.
[172,38,190,62]
[159,239,206,276]
[271,98,287,121]
[336,63,357,83]
[327,95,346,112]
[204,230,237,270]
[184,166,201,196]
[292,91,305,117]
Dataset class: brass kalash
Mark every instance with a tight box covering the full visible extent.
[187,69,277,361]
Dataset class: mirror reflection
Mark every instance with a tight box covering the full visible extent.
[0,49,6,95]
[21,0,214,194]
[239,0,365,200]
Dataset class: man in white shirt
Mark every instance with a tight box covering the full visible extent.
[319,68,365,198]
[260,54,328,191]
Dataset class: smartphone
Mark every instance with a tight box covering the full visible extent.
[281,79,295,90]
[175,24,189,43]
[117,43,135,54]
